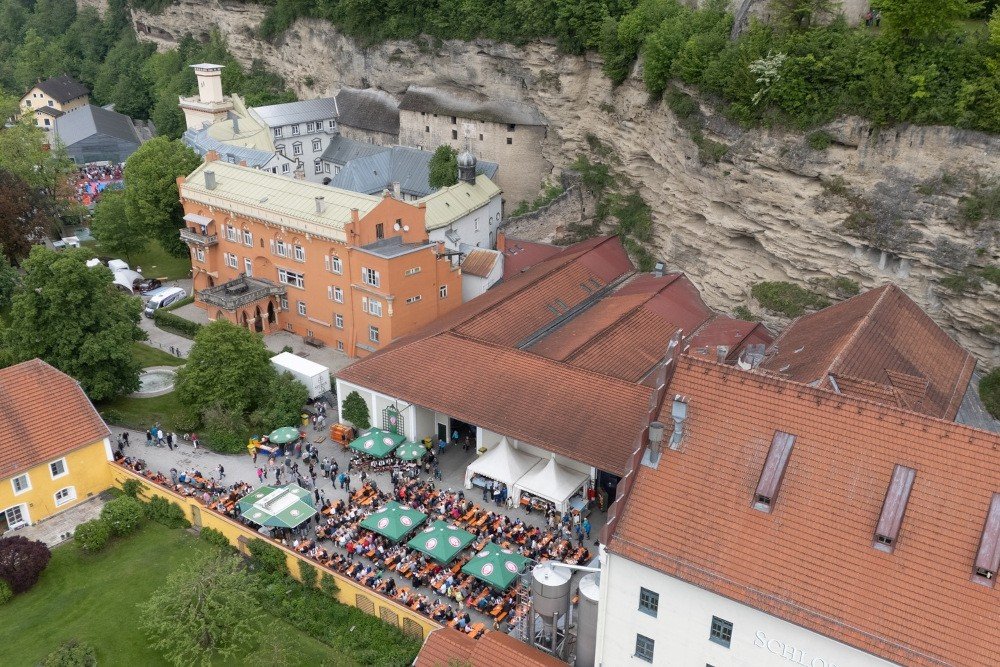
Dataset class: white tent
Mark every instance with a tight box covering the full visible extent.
[464,437,541,490]
[112,269,142,293]
[513,456,590,513]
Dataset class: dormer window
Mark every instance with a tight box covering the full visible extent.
[873,465,915,553]
[973,494,1000,587]
[753,431,796,513]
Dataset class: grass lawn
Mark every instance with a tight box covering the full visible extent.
[83,238,191,281]
[132,342,185,368]
[0,523,344,666]
[96,391,187,432]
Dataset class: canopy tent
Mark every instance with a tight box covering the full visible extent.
[349,428,405,458]
[359,501,426,542]
[268,426,301,445]
[513,457,590,513]
[395,441,428,462]
[406,521,476,564]
[463,437,541,490]
[111,269,142,294]
[237,483,316,528]
[461,543,530,591]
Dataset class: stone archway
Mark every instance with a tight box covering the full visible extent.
[253,305,263,333]
[267,301,276,324]
[239,310,249,329]
[215,310,225,322]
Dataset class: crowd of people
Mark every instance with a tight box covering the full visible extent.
[72,163,123,207]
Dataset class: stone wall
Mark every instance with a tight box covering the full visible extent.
[502,173,595,243]
[124,1,1000,366]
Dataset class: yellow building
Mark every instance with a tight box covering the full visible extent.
[19,74,90,131]
[0,359,113,532]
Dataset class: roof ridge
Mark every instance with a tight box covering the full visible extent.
[822,284,893,378]
[682,354,1000,446]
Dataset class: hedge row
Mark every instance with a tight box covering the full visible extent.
[153,309,202,338]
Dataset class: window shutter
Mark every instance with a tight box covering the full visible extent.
[361,297,368,309]
[324,255,330,271]
[269,240,276,254]
[327,286,333,300]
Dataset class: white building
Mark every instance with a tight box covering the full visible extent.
[459,248,503,301]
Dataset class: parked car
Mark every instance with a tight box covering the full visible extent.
[143,287,186,318]
[134,278,162,294]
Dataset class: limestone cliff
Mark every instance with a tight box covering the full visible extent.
[128,1,1000,366]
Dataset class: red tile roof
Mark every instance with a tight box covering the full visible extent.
[687,316,774,363]
[339,332,651,475]
[760,284,975,420]
[461,248,500,278]
[415,629,567,667]
[500,238,561,279]
[0,359,110,479]
[609,355,1000,667]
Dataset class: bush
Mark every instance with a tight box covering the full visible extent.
[0,580,11,605]
[980,266,1000,287]
[121,478,144,499]
[732,305,754,320]
[164,295,194,311]
[299,558,318,589]
[815,276,861,299]
[320,572,339,598]
[200,527,232,550]
[341,391,370,431]
[751,281,831,317]
[100,496,146,536]
[152,309,202,338]
[247,538,288,576]
[0,536,52,594]
[74,519,111,554]
[40,639,97,667]
[146,496,190,528]
[807,131,833,150]
[940,272,980,293]
[981,368,1000,419]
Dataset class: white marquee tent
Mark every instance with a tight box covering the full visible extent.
[464,437,541,490]
[513,455,590,513]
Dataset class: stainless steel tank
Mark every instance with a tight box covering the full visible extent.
[531,562,572,617]
[574,573,600,667]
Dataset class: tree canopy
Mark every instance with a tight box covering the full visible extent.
[139,552,265,667]
[341,391,371,430]
[2,246,145,400]
[428,145,458,189]
[0,536,51,595]
[89,189,148,263]
[0,169,56,265]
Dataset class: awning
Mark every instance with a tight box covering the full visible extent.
[183,213,213,226]
[237,483,316,528]
[359,501,426,542]
[461,542,529,590]
[349,428,405,458]
[464,437,541,490]
[513,457,589,513]
[406,521,476,564]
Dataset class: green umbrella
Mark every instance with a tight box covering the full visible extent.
[237,483,316,528]
[406,520,475,564]
[349,428,405,458]
[461,542,529,590]
[394,441,428,461]
[268,426,301,445]
[359,501,427,542]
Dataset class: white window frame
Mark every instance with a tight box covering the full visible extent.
[331,256,343,274]
[273,127,282,138]
[244,258,253,276]
[336,340,344,351]
[312,138,322,152]
[54,487,76,507]
[333,286,344,303]
[281,163,290,174]
[224,253,238,269]
[307,122,315,132]
[274,240,287,257]
[49,458,68,480]
[335,314,344,329]
[225,225,238,242]
[195,247,205,262]
[297,301,307,316]
[439,284,448,299]
[279,296,288,311]
[293,245,305,262]
[404,267,421,276]
[314,159,323,174]
[327,120,336,130]
[3,505,27,530]
[324,162,331,174]
[362,267,380,288]
[292,142,303,156]
[291,125,300,136]
[369,325,380,343]
[277,267,305,289]
[406,295,422,304]
[11,473,31,495]
[243,230,253,246]
[368,299,383,317]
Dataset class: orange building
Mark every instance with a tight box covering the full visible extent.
[177,156,461,357]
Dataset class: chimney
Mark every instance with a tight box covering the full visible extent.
[315,196,325,214]
[668,396,687,450]
[204,170,216,190]
[643,421,665,468]
[716,345,729,364]
[205,150,219,163]
[392,181,401,199]
[653,260,665,277]
[496,232,507,253]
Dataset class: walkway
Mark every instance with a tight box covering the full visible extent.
[16,496,106,547]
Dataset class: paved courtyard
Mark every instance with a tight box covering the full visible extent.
[16,496,106,547]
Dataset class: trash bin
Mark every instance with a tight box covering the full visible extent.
[301,413,309,427]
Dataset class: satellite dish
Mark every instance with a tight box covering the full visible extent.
[393,222,401,231]
[403,225,410,232]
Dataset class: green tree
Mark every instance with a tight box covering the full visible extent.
[878,0,981,41]
[0,170,56,265]
[249,371,309,432]
[90,190,148,263]
[555,0,609,54]
[138,552,264,666]
[0,115,75,197]
[2,247,145,400]
[121,137,201,257]
[0,250,17,311]
[770,0,838,30]
[175,320,275,420]
[341,390,370,430]
[981,368,1000,419]
[13,28,66,89]
[428,145,458,189]
[990,6,1000,45]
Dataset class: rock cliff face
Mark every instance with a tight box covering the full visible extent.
[129,0,1000,365]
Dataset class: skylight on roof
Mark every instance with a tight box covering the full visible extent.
[973,493,1000,587]
[753,431,796,513]
[873,465,915,553]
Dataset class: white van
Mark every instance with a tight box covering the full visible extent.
[143,287,186,318]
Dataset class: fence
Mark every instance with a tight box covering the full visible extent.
[111,462,440,641]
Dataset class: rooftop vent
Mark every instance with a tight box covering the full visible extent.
[873,465,916,553]
[642,420,665,468]
[973,494,1000,587]
[315,196,325,214]
[653,261,665,277]
[753,431,796,513]
[204,170,216,190]
[668,396,687,451]
[580,282,593,294]
[716,345,729,364]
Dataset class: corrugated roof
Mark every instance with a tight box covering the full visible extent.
[33,74,89,104]
[35,106,64,118]
[183,126,277,168]
[609,355,1000,667]
[0,359,110,479]
[181,161,379,238]
[334,87,400,135]
[331,145,498,199]
[761,284,975,419]
[320,135,389,165]
[399,85,547,126]
[415,629,567,667]
[419,174,501,231]
[52,105,141,148]
[250,97,338,127]
[461,248,500,278]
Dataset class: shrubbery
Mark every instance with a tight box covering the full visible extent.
[751,281,831,317]
[40,639,98,667]
[981,368,1000,419]
[100,496,146,536]
[152,309,202,338]
[74,519,112,554]
[247,538,289,576]
[0,536,52,594]
[200,527,233,550]
[145,496,190,528]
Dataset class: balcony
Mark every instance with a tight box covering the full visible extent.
[199,275,286,311]
[179,227,218,246]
